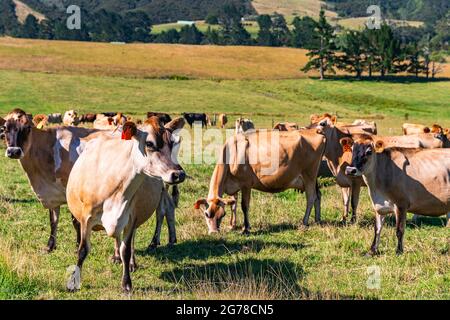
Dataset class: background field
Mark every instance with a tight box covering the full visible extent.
[0,38,449,300]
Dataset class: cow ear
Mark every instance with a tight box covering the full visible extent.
[374,140,384,153]
[122,122,137,140]
[431,124,443,134]
[194,198,207,210]
[340,137,353,147]
[165,118,185,133]
[310,114,320,124]
[423,127,430,134]
[331,115,337,124]
[0,117,5,127]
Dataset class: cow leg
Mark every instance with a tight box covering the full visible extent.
[71,214,81,248]
[45,207,60,253]
[67,220,92,292]
[148,203,165,250]
[166,194,177,246]
[171,185,180,208]
[241,188,251,235]
[314,182,322,223]
[369,212,385,256]
[228,194,238,230]
[111,236,122,264]
[120,224,135,293]
[350,182,361,224]
[302,180,317,226]
[340,187,350,224]
[130,229,138,273]
[395,207,407,255]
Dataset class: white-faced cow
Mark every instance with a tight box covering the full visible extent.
[346,135,450,255]
[195,128,326,234]
[235,118,255,135]
[63,110,80,127]
[66,119,185,292]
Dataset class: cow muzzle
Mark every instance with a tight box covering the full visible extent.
[345,166,361,177]
[5,147,24,159]
[166,170,186,185]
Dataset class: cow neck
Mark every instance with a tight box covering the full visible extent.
[20,127,56,176]
[208,164,228,201]
[130,135,148,175]
[323,126,346,176]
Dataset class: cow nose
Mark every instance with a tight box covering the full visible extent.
[171,171,186,184]
[6,147,23,159]
[345,167,357,176]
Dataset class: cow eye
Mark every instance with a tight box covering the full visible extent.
[146,141,156,150]
[365,148,372,156]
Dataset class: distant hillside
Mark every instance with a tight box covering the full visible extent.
[21,0,256,24]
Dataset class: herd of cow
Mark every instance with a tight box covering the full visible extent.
[0,108,449,293]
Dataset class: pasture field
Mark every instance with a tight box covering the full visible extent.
[0,39,449,300]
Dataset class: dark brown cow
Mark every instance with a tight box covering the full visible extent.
[80,113,97,123]
[147,112,172,125]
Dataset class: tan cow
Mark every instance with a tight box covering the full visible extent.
[346,135,450,255]
[63,110,80,126]
[218,114,228,129]
[308,113,377,223]
[93,113,127,130]
[66,119,185,292]
[195,128,326,234]
[273,122,299,131]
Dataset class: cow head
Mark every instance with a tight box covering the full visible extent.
[3,109,34,159]
[194,197,236,234]
[345,135,383,177]
[64,110,80,126]
[0,117,5,140]
[310,113,337,127]
[136,116,186,185]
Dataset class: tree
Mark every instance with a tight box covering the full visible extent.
[405,42,424,78]
[360,27,380,78]
[430,51,446,79]
[218,4,251,45]
[20,15,40,39]
[338,30,365,78]
[271,13,290,46]
[179,24,204,45]
[0,0,20,36]
[202,26,221,45]
[38,19,54,40]
[123,11,152,43]
[291,16,318,49]
[154,29,180,44]
[375,24,404,77]
[205,13,219,25]
[301,10,337,80]
[256,14,275,46]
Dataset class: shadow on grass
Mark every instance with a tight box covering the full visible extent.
[252,222,299,235]
[309,75,450,83]
[136,237,306,262]
[0,196,38,204]
[357,214,447,228]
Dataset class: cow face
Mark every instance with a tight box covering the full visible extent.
[310,113,337,127]
[345,138,383,177]
[3,109,33,159]
[195,198,236,234]
[138,117,186,185]
[64,110,80,126]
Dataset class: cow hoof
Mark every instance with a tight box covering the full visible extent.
[43,245,56,254]
[110,255,122,264]
[130,263,138,273]
[396,250,404,256]
[227,225,238,231]
[122,283,132,293]
[241,230,251,236]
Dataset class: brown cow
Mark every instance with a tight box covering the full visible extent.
[218,114,228,129]
[195,128,326,234]
[346,135,450,255]
[66,119,185,292]
[79,113,97,123]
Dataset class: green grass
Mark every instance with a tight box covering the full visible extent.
[0,68,449,299]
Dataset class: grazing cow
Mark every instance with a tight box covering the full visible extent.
[346,135,450,255]
[308,113,377,223]
[195,128,326,234]
[273,122,299,131]
[235,118,255,135]
[183,113,208,128]
[47,113,63,124]
[147,112,172,125]
[66,119,186,292]
[63,110,80,126]
[32,114,48,129]
[93,113,126,130]
[79,113,97,124]
[218,114,228,129]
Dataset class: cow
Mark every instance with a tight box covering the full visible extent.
[218,114,228,129]
[93,113,126,130]
[308,113,377,223]
[235,118,255,135]
[402,123,431,135]
[195,128,326,234]
[79,113,97,124]
[147,112,172,125]
[273,122,299,131]
[345,135,450,255]
[32,114,48,129]
[183,113,208,128]
[0,117,5,140]
[66,119,186,292]
[2,109,177,253]
[63,110,80,126]
[47,113,63,124]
